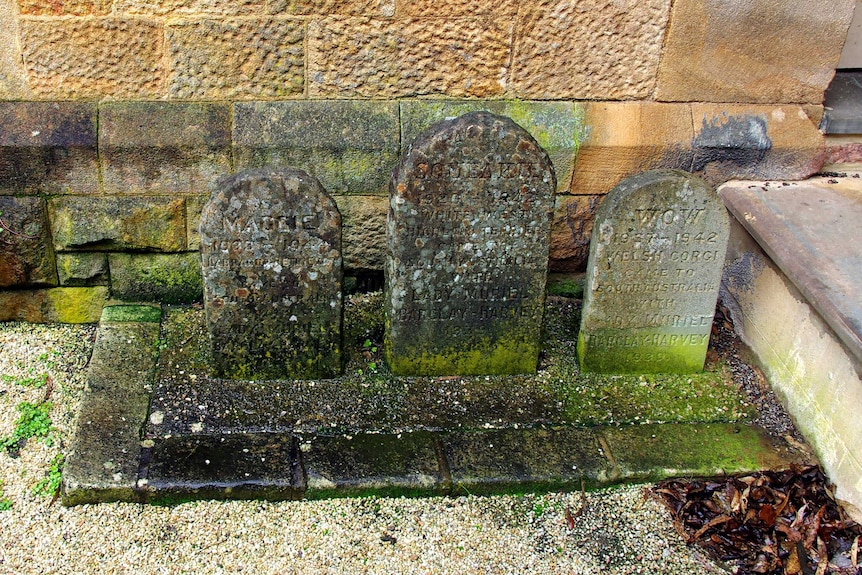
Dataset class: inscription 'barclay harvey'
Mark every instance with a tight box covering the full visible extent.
[578,170,729,374]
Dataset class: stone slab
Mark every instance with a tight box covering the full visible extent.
[108,252,203,304]
[56,252,109,287]
[600,423,807,483]
[0,101,98,195]
[820,72,862,134]
[62,313,160,505]
[301,432,445,498]
[143,433,304,503]
[0,286,108,323]
[200,168,343,380]
[233,101,399,195]
[385,111,555,376]
[49,196,187,252]
[0,195,56,287]
[99,101,232,195]
[719,178,862,363]
[442,427,609,495]
[578,170,729,374]
[400,100,583,194]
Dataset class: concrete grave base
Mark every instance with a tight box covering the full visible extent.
[62,301,810,506]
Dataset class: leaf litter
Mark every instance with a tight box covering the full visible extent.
[652,465,862,575]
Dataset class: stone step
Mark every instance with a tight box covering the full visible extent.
[719,174,862,520]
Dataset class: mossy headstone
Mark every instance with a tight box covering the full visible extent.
[577,170,729,374]
[200,168,343,379]
[385,111,556,376]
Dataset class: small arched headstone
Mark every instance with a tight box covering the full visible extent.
[577,170,729,374]
[385,111,556,376]
[200,168,342,380]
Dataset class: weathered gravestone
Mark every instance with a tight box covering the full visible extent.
[386,111,556,375]
[577,170,729,374]
[200,168,343,380]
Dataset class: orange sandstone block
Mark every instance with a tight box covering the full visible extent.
[308,16,511,98]
[17,0,110,16]
[20,17,165,99]
[267,0,389,16]
[167,18,304,99]
[512,0,671,100]
[396,0,518,18]
[114,0,263,16]
[572,102,694,196]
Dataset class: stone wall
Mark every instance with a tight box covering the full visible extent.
[0,0,854,320]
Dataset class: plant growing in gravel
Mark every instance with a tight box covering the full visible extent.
[1,373,49,388]
[32,453,64,497]
[0,480,11,510]
[1,401,56,453]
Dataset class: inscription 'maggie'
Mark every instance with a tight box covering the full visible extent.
[577,170,729,374]
[385,111,556,376]
[200,168,342,380]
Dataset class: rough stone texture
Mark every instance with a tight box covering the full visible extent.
[386,112,555,376]
[0,286,108,322]
[200,168,343,380]
[62,316,160,505]
[0,195,56,287]
[400,100,584,194]
[0,101,98,195]
[572,102,694,197]
[397,0,517,17]
[308,17,511,98]
[721,217,862,519]
[578,171,729,374]
[303,432,445,498]
[56,252,109,286]
[656,0,855,104]
[18,0,110,15]
[268,0,390,15]
[691,104,826,184]
[115,0,262,15]
[333,195,387,271]
[234,101,399,195]
[167,18,303,99]
[0,0,30,99]
[20,17,165,98]
[512,0,671,100]
[442,428,608,494]
[100,102,232,196]
[49,196,187,253]
[109,252,203,304]
[549,195,602,273]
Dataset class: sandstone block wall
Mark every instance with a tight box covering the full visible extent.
[0,0,856,319]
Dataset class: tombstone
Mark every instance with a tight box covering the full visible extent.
[386,111,556,376]
[577,170,729,374]
[200,168,343,380]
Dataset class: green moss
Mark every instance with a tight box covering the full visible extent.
[577,328,710,374]
[385,334,540,376]
[45,287,108,323]
[546,274,584,298]
[109,253,202,304]
[101,304,162,323]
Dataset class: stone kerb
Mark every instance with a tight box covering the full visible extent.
[577,170,729,374]
[385,111,555,376]
[200,167,343,380]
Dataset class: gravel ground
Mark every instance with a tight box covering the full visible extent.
[1,321,733,575]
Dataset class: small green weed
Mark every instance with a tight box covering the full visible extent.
[32,453,64,497]
[0,480,11,510]
[357,338,380,375]
[1,373,48,388]
[1,401,56,453]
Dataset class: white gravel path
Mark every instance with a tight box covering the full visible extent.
[0,322,723,575]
